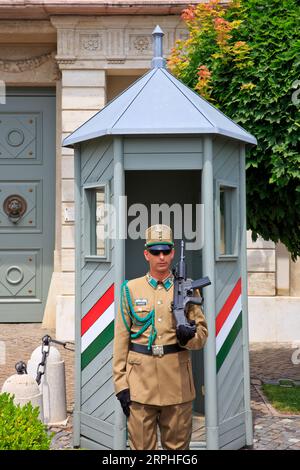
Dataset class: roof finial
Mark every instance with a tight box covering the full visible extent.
[151,25,166,69]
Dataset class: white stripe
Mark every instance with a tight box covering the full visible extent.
[81,302,114,353]
[216,295,242,354]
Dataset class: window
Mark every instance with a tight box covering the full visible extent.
[83,183,110,262]
[215,180,239,260]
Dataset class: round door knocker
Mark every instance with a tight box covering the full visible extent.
[3,194,27,224]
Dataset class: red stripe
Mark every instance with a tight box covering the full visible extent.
[215,278,241,336]
[81,284,114,336]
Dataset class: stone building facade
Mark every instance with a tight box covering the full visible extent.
[0,1,299,342]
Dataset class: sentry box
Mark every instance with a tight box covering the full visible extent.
[63,26,257,450]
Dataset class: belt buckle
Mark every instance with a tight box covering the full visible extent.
[152,345,164,357]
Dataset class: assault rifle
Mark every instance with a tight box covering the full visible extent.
[171,240,211,335]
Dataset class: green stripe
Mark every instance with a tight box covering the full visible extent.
[216,312,242,373]
[81,321,114,370]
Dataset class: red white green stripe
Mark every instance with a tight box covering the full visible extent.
[81,284,114,370]
[216,278,242,372]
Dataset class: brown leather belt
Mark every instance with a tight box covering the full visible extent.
[130,342,185,357]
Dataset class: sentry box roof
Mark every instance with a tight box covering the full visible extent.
[63,26,256,148]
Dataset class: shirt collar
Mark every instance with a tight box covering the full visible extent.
[146,272,174,291]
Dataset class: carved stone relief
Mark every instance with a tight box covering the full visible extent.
[80,33,103,53]
[131,35,151,54]
[0,52,54,73]
[0,47,59,83]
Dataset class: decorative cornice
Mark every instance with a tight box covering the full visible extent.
[0,2,203,20]
[54,25,187,66]
[0,51,55,73]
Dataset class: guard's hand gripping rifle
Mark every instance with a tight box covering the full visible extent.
[171,241,211,337]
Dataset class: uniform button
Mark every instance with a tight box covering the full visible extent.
[158,335,162,339]
[158,286,163,290]
[158,318,162,322]
[157,300,163,305]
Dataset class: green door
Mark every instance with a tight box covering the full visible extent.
[0,88,55,322]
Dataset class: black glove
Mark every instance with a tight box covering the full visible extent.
[176,321,196,346]
[116,388,131,417]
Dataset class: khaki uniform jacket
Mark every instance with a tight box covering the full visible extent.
[113,273,208,406]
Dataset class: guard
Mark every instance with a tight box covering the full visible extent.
[113,224,208,450]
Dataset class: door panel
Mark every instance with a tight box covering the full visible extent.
[0,89,55,322]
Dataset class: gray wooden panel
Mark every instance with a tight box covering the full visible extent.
[81,380,114,415]
[82,261,113,300]
[213,136,225,159]
[81,358,113,405]
[124,136,203,154]
[219,411,246,435]
[83,143,113,185]
[81,411,114,436]
[217,333,245,421]
[82,342,113,386]
[213,140,236,176]
[229,396,245,420]
[222,380,245,422]
[81,138,112,184]
[80,436,111,450]
[217,331,243,388]
[81,260,101,283]
[220,435,246,450]
[105,411,115,425]
[222,152,239,182]
[219,423,246,449]
[81,266,115,316]
[96,159,114,183]
[219,358,244,421]
[81,424,113,449]
[92,393,116,420]
[213,138,239,179]
[81,139,103,172]
[217,331,244,423]
[124,153,202,170]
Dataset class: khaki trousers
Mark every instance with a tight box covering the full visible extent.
[127,401,193,450]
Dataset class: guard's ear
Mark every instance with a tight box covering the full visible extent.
[144,249,150,262]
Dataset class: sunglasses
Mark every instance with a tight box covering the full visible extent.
[148,248,172,256]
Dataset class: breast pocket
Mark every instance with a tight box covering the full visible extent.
[132,305,152,320]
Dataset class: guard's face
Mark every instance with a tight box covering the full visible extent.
[144,248,175,273]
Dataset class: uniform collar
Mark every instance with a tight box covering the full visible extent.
[146,272,173,291]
